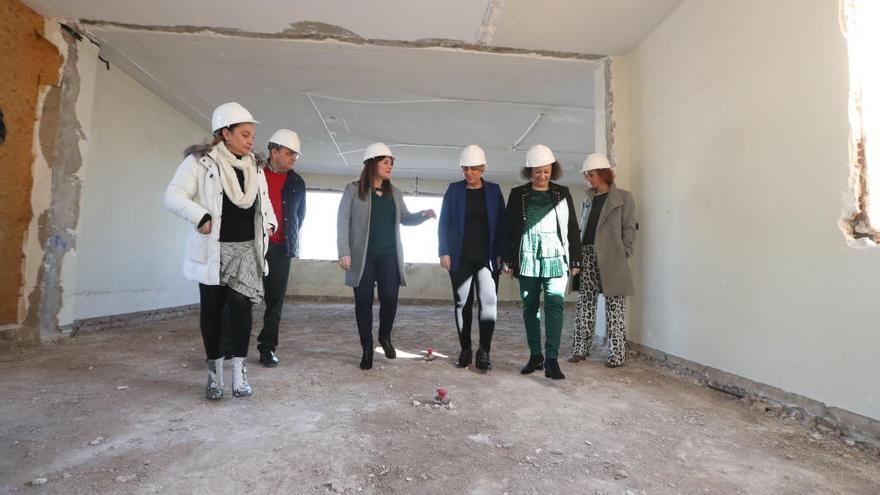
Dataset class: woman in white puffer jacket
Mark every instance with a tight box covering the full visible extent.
[164,102,277,400]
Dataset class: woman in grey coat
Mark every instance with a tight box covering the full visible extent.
[337,142,436,370]
[568,153,637,367]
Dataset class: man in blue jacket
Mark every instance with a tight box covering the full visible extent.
[257,129,306,367]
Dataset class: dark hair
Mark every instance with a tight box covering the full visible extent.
[210,122,244,146]
[593,168,615,185]
[520,161,562,181]
[267,142,291,160]
[358,156,394,200]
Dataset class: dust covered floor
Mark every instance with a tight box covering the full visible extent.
[1,302,878,494]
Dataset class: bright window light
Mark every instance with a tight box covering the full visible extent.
[298,190,443,263]
[298,191,341,260]
[398,195,443,263]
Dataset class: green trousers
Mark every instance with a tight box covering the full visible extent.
[518,275,568,359]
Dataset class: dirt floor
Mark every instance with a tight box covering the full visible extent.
[1,301,879,494]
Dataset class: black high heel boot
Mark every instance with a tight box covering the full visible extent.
[520,354,544,374]
[359,345,374,370]
[378,337,396,359]
[475,348,492,371]
[456,348,472,368]
[544,358,565,380]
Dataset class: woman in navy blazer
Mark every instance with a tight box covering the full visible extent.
[438,145,506,371]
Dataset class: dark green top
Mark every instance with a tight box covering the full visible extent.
[519,190,566,278]
[367,190,396,255]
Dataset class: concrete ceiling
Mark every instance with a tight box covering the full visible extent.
[22,1,683,182]
[88,28,602,182]
[23,0,683,53]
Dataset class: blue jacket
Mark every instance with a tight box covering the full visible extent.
[272,168,306,258]
[438,180,506,273]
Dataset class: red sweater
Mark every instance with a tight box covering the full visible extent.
[264,168,287,245]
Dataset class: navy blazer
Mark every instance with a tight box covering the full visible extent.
[278,170,306,258]
[438,179,506,273]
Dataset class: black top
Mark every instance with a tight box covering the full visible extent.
[462,187,489,264]
[582,192,608,245]
[367,190,396,255]
[219,168,256,242]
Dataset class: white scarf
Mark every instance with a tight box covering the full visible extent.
[213,141,257,209]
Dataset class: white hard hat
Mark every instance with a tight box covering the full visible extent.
[525,144,556,168]
[268,129,301,154]
[581,153,611,173]
[459,145,486,168]
[211,102,260,132]
[363,142,394,163]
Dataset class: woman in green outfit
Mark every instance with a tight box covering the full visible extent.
[501,144,582,380]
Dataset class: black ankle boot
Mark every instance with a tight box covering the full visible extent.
[378,337,396,359]
[475,348,492,371]
[456,349,472,368]
[360,346,374,370]
[544,358,565,380]
[520,354,544,374]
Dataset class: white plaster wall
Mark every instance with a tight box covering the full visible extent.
[621,0,880,420]
[70,65,206,321]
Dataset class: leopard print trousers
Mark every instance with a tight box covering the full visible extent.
[571,244,628,366]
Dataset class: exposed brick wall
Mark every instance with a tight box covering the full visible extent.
[0,0,62,325]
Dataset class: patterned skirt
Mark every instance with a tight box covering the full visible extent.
[219,241,263,303]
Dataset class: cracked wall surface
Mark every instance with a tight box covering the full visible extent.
[78,19,604,61]
[0,0,62,329]
[12,18,101,342]
[475,0,505,46]
[839,1,877,245]
[25,30,84,339]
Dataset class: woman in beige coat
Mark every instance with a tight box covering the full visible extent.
[568,153,636,367]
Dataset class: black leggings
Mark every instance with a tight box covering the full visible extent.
[199,284,253,359]
[353,252,400,349]
[450,259,499,352]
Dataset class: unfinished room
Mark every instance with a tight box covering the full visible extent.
[1,0,879,493]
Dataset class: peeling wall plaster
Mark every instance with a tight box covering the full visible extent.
[77,19,604,61]
[0,0,62,331]
[22,25,100,338]
[475,0,505,46]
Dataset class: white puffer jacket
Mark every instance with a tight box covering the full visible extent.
[164,145,277,285]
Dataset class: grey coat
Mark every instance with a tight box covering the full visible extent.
[580,183,637,296]
[337,182,429,288]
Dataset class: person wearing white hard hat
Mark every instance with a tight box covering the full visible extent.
[568,153,636,368]
[164,102,277,400]
[336,143,437,370]
[438,145,506,371]
[500,144,582,380]
[254,129,306,368]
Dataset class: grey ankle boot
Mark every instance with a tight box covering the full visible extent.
[205,357,224,400]
[232,357,252,397]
